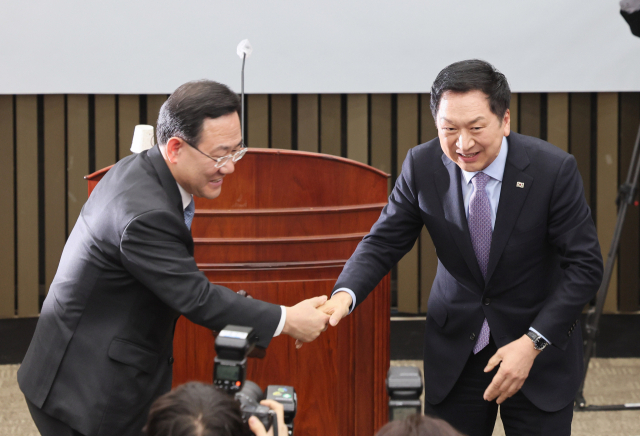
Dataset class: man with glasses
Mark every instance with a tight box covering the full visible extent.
[19,80,330,436]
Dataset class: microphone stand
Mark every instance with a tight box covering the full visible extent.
[241,53,246,146]
[574,122,640,412]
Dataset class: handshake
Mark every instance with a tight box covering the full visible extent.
[281,292,353,349]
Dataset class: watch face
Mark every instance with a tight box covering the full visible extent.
[534,337,548,350]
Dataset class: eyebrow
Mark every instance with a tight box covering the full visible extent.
[440,116,486,125]
[212,141,243,152]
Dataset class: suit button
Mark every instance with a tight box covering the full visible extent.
[470,333,476,340]
[168,356,174,365]
[483,297,491,306]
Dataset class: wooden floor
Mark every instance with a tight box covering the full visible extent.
[3,359,640,435]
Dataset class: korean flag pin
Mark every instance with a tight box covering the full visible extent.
[516,181,525,188]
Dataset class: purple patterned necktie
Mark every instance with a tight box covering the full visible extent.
[469,172,492,354]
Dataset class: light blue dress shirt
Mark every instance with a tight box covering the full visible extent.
[334,136,549,344]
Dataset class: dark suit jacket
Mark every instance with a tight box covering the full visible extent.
[334,132,603,412]
[18,145,282,436]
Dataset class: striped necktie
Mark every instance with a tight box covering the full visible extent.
[184,198,195,230]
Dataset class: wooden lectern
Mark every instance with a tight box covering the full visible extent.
[86,148,390,435]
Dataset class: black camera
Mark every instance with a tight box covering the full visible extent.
[214,325,297,435]
[386,366,423,422]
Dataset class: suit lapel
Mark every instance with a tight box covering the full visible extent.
[485,135,532,283]
[435,154,485,288]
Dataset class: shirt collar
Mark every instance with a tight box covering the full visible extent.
[461,136,508,184]
[176,183,193,210]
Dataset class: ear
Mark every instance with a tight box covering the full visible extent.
[502,109,511,137]
[164,137,184,164]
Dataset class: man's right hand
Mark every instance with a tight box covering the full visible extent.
[319,292,352,327]
[282,296,330,347]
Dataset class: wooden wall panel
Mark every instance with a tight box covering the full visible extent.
[147,95,167,130]
[95,95,117,169]
[297,94,319,153]
[0,96,15,318]
[320,94,341,156]
[247,94,269,148]
[519,93,541,138]
[43,95,66,295]
[270,95,292,149]
[547,93,569,152]
[15,95,39,316]
[347,94,368,164]
[4,91,640,316]
[570,93,592,206]
[67,95,89,231]
[618,93,640,312]
[118,95,140,159]
[596,93,619,313]
[396,94,419,313]
[510,93,519,133]
[420,94,438,312]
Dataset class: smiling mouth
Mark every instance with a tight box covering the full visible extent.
[459,152,479,158]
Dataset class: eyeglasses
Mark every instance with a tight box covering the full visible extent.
[185,141,247,168]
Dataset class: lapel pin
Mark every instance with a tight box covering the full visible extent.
[516,182,525,188]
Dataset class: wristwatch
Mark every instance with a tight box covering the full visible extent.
[526,331,549,351]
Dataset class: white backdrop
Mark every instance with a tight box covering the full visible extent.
[1,0,639,94]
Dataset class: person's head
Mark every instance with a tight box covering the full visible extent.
[375,414,465,436]
[430,59,511,173]
[143,382,244,436]
[157,80,243,199]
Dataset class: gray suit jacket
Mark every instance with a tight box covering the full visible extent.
[334,132,603,411]
[18,145,281,436]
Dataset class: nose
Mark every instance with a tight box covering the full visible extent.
[219,159,235,174]
[457,131,475,151]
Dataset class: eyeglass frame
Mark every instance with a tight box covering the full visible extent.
[182,139,247,168]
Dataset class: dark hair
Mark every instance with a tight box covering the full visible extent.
[430,59,510,121]
[156,80,241,147]
[143,382,244,436]
[375,414,466,436]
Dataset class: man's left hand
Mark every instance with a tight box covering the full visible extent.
[483,334,541,404]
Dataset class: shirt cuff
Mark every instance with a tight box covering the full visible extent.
[529,327,551,345]
[331,288,356,314]
[273,306,287,337]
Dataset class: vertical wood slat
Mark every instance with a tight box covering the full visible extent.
[370,94,392,178]
[118,95,140,160]
[247,95,269,149]
[596,93,619,313]
[420,94,438,312]
[147,95,167,130]
[509,94,519,133]
[320,94,341,156]
[95,95,117,170]
[519,93,541,138]
[570,93,592,206]
[618,93,640,311]
[396,94,419,313]
[270,95,292,149]
[297,94,318,153]
[16,96,39,316]
[547,93,569,152]
[347,94,368,164]
[67,95,89,232]
[44,95,66,295]
[0,96,15,317]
